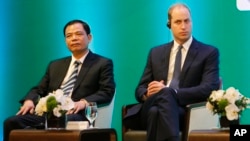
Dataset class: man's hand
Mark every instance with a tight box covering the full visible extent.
[67,99,88,114]
[16,100,35,115]
[146,80,165,97]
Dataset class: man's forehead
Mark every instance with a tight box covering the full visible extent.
[172,17,190,21]
[66,24,84,33]
[171,9,191,21]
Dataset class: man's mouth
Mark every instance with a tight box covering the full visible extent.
[71,43,80,47]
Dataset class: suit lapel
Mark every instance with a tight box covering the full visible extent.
[180,39,198,79]
[55,58,71,89]
[162,44,172,84]
[73,51,95,90]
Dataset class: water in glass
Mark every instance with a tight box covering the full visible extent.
[85,102,98,128]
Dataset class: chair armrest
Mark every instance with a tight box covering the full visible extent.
[95,94,116,128]
[122,103,140,117]
[122,103,140,141]
[182,101,207,141]
[184,101,207,126]
[186,101,207,109]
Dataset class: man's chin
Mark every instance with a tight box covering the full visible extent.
[71,48,88,54]
[182,34,191,39]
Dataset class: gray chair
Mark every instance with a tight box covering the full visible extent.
[95,94,116,128]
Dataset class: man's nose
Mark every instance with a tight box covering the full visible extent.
[180,22,186,28]
[72,34,78,40]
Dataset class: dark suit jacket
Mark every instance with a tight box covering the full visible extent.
[136,37,220,106]
[20,51,116,106]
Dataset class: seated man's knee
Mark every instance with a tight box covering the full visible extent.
[148,106,158,117]
[4,116,17,127]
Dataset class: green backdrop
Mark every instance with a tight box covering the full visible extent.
[1,0,250,140]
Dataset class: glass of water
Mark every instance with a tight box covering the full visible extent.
[85,102,98,128]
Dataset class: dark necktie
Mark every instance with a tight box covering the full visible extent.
[169,46,182,89]
[61,61,81,96]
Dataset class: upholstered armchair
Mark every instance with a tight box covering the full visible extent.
[95,94,116,128]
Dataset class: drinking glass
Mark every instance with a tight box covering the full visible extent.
[85,102,98,128]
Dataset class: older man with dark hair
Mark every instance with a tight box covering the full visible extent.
[3,19,115,141]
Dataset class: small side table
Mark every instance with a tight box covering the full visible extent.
[9,128,117,141]
[80,128,117,141]
[188,129,229,141]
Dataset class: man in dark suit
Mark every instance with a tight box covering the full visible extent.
[125,3,220,141]
[3,19,115,141]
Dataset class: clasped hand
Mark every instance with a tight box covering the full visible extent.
[146,80,165,97]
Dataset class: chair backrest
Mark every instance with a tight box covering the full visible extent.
[95,94,116,128]
[188,105,219,132]
[187,77,222,132]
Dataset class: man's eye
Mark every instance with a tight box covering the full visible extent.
[66,34,72,38]
[176,21,181,24]
[76,32,84,36]
[185,19,190,24]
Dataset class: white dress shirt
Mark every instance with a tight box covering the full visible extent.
[166,37,192,87]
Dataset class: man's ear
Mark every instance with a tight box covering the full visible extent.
[167,21,171,29]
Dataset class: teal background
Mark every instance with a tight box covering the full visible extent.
[1,0,250,140]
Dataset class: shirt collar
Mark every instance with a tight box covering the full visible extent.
[173,36,193,51]
[71,50,89,64]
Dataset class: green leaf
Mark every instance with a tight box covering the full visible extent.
[46,96,58,117]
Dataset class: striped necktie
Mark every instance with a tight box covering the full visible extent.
[61,61,81,96]
[169,45,182,89]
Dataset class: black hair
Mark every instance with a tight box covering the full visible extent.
[63,19,91,36]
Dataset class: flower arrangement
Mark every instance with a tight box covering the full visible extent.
[35,89,74,118]
[206,87,250,121]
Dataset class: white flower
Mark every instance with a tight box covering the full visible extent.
[210,90,224,101]
[206,87,250,121]
[246,98,250,104]
[206,101,214,111]
[60,96,75,111]
[53,89,64,102]
[225,104,240,120]
[35,89,75,117]
[53,105,63,117]
[35,97,48,116]
[224,87,241,104]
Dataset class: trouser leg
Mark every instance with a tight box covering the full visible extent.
[3,114,44,141]
[140,88,181,141]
